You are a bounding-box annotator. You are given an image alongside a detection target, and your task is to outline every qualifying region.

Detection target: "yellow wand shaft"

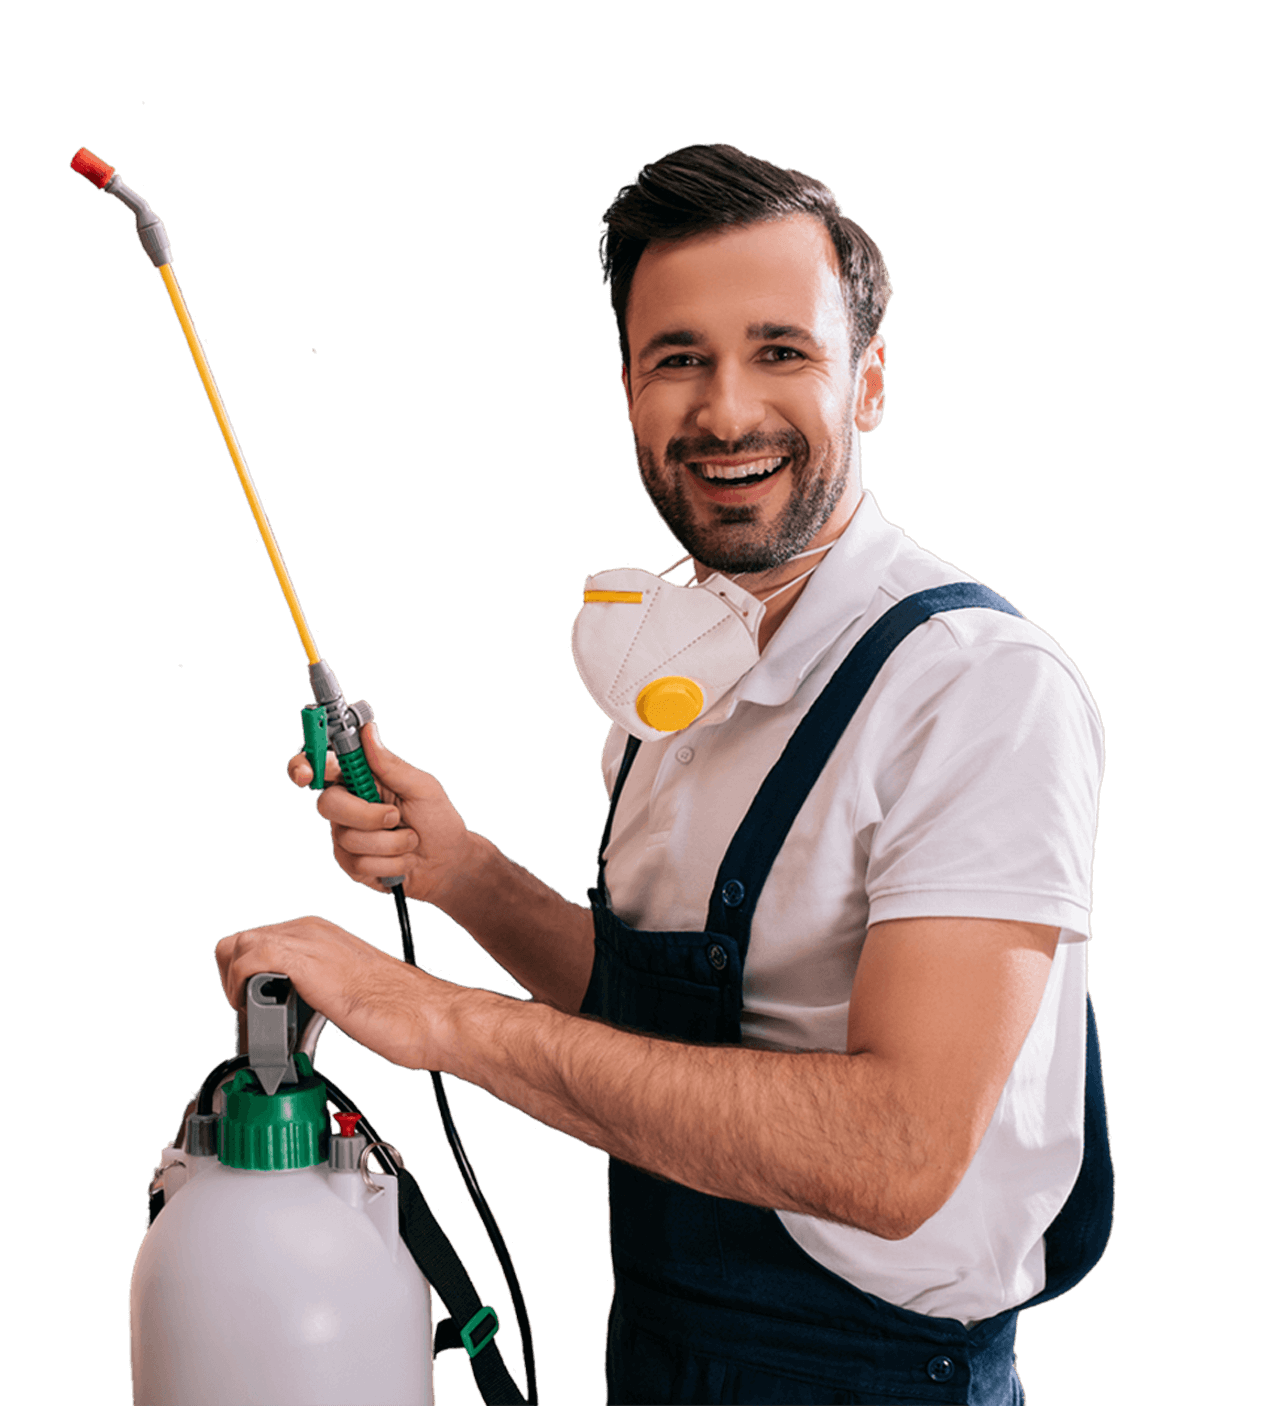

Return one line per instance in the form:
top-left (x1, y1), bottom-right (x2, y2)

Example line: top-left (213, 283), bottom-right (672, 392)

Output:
top-left (158, 262), bottom-right (320, 666)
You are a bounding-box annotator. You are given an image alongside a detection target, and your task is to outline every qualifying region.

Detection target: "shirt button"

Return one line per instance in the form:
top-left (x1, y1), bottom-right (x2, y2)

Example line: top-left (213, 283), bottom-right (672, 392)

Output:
top-left (926, 1356), bottom-right (956, 1383)
top-left (721, 879), bottom-right (745, 908)
top-left (675, 746), bottom-right (695, 764)
top-left (707, 944), bottom-right (728, 971)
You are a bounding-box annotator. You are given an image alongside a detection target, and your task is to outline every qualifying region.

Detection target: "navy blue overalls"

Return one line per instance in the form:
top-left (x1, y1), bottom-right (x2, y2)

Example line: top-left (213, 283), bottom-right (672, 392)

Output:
top-left (580, 585), bottom-right (1113, 1406)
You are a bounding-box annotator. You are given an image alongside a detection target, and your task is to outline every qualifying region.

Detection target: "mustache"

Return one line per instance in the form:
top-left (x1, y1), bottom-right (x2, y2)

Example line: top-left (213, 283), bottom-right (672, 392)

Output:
top-left (665, 429), bottom-right (808, 467)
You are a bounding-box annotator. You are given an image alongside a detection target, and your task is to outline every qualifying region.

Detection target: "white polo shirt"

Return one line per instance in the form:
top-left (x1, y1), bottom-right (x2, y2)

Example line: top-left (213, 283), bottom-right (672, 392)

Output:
top-left (600, 491), bottom-right (1103, 1324)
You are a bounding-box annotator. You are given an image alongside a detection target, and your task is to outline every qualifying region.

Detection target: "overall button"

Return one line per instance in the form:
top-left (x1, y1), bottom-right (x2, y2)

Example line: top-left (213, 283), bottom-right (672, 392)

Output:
top-left (675, 745), bottom-right (695, 764)
top-left (926, 1356), bottom-right (956, 1383)
top-left (721, 879), bottom-right (745, 908)
top-left (707, 944), bottom-right (728, 972)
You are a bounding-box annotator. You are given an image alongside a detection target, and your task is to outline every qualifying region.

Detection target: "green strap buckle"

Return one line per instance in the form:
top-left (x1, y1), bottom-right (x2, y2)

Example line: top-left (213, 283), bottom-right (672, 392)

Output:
top-left (460, 1305), bottom-right (499, 1358)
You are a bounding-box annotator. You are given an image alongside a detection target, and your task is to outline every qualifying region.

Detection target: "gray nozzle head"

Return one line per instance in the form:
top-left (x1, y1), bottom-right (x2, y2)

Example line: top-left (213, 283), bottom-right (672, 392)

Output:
top-left (105, 175), bottom-right (172, 268)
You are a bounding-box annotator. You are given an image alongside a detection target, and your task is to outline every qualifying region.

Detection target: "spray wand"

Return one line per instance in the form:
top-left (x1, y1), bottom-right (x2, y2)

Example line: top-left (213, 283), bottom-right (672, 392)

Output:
top-left (69, 147), bottom-right (387, 833)
top-left (70, 148), bottom-right (538, 1401)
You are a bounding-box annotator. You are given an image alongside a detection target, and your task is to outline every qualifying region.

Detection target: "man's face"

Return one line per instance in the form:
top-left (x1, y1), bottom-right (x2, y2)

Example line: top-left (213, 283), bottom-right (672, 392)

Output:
top-left (623, 214), bottom-right (882, 574)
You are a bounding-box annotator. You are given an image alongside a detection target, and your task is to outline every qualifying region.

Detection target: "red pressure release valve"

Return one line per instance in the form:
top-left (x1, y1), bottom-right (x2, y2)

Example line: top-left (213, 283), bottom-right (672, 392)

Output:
top-left (335, 1112), bottom-right (363, 1139)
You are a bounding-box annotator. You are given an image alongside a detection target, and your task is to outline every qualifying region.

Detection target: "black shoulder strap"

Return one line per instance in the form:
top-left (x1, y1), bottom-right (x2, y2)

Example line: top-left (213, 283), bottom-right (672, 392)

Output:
top-left (594, 733), bottom-right (643, 898)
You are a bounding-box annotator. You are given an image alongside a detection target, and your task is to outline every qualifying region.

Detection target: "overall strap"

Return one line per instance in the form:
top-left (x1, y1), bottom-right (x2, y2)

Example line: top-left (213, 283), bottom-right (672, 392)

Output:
top-left (1023, 992), bottom-right (1114, 1305)
top-left (706, 583), bottom-right (1020, 942)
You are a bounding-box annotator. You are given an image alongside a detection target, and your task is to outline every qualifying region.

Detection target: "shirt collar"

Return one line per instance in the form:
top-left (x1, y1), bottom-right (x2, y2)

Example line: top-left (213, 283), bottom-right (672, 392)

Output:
top-left (702, 491), bottom-right (906, 720)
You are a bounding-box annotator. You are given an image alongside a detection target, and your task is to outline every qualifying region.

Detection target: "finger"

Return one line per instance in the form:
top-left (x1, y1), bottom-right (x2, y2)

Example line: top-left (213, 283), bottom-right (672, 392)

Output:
top-left (287, 750), bottom-right (342, 787)
top-left (332, 823), bottom-right (421, 858)
top-left (361, 722), bottom-right (439, 799)
top-left (215, 934), bottom-right (237, 1004)
top-left (316, 782), bottom-right (401, 831)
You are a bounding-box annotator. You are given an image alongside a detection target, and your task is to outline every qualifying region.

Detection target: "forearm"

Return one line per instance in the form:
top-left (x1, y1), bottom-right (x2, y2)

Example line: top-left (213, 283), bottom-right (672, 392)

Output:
top-left (438, 985), bottom-right (948, 1239)
top-left (430, 833), bottom-right (596, 1013)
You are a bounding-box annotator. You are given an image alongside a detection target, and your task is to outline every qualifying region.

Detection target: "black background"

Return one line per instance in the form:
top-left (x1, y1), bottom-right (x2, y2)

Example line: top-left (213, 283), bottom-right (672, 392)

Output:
top-left (42, 96), bottom-right (1142, 1406)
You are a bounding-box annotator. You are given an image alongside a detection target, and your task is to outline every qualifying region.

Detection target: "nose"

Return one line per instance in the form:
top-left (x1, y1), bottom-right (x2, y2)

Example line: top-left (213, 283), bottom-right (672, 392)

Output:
top-left (694, 362), bottom-right (767, 443)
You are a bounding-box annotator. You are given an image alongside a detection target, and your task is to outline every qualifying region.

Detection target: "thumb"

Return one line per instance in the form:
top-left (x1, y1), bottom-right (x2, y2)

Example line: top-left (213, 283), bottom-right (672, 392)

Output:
top-left (360, 721), bottom-right (432, 797)
top-left (365, 719), bottom-right (391, 764)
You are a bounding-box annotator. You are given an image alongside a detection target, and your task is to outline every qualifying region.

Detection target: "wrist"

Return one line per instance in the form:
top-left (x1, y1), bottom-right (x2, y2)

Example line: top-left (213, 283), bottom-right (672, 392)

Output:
top-left (426, 980), bottom-right (506, 1081)
top-left (421, 829), bottom-right (496, 915)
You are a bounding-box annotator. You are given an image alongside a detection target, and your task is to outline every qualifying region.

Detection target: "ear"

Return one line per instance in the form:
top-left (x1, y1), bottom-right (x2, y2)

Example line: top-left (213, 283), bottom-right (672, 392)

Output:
top-left (854, 335), bottom-right (886, 432)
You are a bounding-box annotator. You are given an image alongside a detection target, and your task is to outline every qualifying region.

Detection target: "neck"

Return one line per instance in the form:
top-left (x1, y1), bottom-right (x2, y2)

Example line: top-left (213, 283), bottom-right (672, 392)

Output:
top-left (695, 487), bottom-right (864, 651)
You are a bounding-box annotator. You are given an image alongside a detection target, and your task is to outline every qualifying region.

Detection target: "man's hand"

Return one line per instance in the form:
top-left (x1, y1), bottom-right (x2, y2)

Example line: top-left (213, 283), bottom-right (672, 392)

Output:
top-left (216, 915), bottom-right (461, 1070)
top-left (289, 723), bottom-right (471, 906)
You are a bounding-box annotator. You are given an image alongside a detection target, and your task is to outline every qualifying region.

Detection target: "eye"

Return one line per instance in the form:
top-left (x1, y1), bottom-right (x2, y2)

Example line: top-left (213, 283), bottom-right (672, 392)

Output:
top-left (647, 346), bottom-right (806, 374)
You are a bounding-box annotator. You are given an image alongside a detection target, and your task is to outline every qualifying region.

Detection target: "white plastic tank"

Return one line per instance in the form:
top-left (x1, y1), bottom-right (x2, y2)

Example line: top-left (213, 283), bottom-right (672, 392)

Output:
top-left (131, 1108), bottom-right (431, 1405)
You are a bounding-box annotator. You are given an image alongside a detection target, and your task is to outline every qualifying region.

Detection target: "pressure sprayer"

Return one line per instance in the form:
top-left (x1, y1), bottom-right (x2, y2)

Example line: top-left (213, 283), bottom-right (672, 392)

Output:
top-left (71, 149), bottom-right (535, 1406)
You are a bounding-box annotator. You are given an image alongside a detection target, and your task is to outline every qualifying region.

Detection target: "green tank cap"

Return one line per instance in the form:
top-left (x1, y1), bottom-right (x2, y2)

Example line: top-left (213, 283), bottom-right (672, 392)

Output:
top-left (218, 1053), bottom-right (328, 1170)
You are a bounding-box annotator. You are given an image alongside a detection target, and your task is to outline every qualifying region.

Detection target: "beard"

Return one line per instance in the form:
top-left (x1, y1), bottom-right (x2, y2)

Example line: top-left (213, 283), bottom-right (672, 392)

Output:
top-left (635, 419), bottom-right (853, 574)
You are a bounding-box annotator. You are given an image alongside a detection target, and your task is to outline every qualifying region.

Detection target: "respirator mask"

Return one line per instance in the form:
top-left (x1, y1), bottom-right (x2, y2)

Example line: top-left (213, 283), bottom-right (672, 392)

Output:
top-left (571, 545), bottom-right (828, 742)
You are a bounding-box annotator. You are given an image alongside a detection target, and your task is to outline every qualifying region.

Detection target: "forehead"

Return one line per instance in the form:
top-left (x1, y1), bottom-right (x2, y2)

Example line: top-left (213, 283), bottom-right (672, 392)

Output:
top-left (627, 214), bottom-right (848, 350)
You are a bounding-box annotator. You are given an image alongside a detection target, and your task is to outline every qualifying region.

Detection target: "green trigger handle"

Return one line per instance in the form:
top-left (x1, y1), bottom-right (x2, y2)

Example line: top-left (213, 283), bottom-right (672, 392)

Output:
top-left (301, 705), bottom-right (381, 803)
top-left (302, 663), bottom-right (401, 887)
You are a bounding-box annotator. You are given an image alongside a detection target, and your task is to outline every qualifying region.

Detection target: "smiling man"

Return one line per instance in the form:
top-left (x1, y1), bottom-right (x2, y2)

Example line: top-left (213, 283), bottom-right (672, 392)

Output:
top-left (218, 146), bottom-right (1112, 1405)
top-left (565, 148), bottom-right (1108, 1400)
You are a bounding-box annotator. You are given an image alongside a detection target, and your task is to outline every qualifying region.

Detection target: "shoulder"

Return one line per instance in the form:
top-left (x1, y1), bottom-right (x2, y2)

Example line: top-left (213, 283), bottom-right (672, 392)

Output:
top-left (858, 604), bottom-right (1104, 780)
top-left (900, 603), bottom-right (1101, 746)
top-left (811, 521), bottom-right (1099, 733)
top-left (821, 513), bottom-right (1101, 734)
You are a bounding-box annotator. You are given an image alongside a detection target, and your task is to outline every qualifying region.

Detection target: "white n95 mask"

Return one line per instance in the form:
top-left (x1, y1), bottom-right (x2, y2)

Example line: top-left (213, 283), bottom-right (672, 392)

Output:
top-left (572, 565), bottom-right (766, 742)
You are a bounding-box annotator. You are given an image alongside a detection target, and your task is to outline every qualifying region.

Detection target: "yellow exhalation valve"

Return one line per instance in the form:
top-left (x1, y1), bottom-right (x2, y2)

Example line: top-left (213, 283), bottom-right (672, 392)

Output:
top-left (635, 676), bottom-right (704, 732)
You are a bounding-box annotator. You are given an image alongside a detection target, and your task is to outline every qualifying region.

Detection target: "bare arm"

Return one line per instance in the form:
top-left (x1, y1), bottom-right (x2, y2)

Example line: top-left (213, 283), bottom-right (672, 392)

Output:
top-left (429, 833), bottom-right (596, 1012)
top-left (447, 914), bottom-right (1059, 1235)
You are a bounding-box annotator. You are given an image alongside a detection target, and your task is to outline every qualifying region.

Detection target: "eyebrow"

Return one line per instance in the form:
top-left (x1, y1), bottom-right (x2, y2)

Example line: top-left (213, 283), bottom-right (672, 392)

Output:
top-left (637, 322), bottom-right (819, 364)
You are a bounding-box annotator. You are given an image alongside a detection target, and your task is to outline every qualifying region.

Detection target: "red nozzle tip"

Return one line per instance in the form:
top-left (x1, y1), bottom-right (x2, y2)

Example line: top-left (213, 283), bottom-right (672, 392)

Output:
top-left (71, 147), bottom-right (115, 189)
top-left (334, 1112), bottom-right (362, 1139)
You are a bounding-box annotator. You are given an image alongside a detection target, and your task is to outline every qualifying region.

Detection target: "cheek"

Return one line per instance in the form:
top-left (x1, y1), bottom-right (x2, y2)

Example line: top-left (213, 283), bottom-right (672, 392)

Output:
top-left (784, 384), bottom-right (850, 448)
top-left (630, 391), bottom-right (682, 448)
top-left (628, 410), bottom-right (667, 477)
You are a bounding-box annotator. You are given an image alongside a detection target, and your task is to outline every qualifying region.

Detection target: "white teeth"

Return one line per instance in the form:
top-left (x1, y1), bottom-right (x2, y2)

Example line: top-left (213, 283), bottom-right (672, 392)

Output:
top-left (692, 457), bottom-right (785, 481)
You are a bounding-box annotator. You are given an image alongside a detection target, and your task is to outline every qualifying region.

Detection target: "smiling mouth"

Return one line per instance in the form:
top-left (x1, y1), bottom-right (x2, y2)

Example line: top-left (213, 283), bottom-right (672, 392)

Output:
top-left (686, 456), bottom-right (790, 487)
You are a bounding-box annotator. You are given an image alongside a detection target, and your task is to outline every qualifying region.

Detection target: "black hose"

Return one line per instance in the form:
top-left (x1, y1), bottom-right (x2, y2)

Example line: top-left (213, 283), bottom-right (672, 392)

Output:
top-left (392, 884), bottom-right (538, 1405)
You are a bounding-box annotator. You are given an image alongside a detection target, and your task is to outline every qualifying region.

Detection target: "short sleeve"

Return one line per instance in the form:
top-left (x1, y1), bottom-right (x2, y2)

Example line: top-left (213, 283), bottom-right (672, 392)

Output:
top-left (863, 634), bottom-right (1103, 940)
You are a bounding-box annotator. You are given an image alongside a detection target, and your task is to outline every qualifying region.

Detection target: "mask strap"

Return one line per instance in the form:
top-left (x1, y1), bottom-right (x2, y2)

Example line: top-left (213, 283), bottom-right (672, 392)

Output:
top-left (728, 538), bottom-right (836, 602)
top-left (760, 557), bottom-right (825, 604)
top-left (665, 539), bottom-right (832, 592)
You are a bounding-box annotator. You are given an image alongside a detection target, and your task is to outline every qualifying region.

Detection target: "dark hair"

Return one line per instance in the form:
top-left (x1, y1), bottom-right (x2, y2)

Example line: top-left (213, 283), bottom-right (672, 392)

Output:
top-left (602, 144), bottom-right (892, 371)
